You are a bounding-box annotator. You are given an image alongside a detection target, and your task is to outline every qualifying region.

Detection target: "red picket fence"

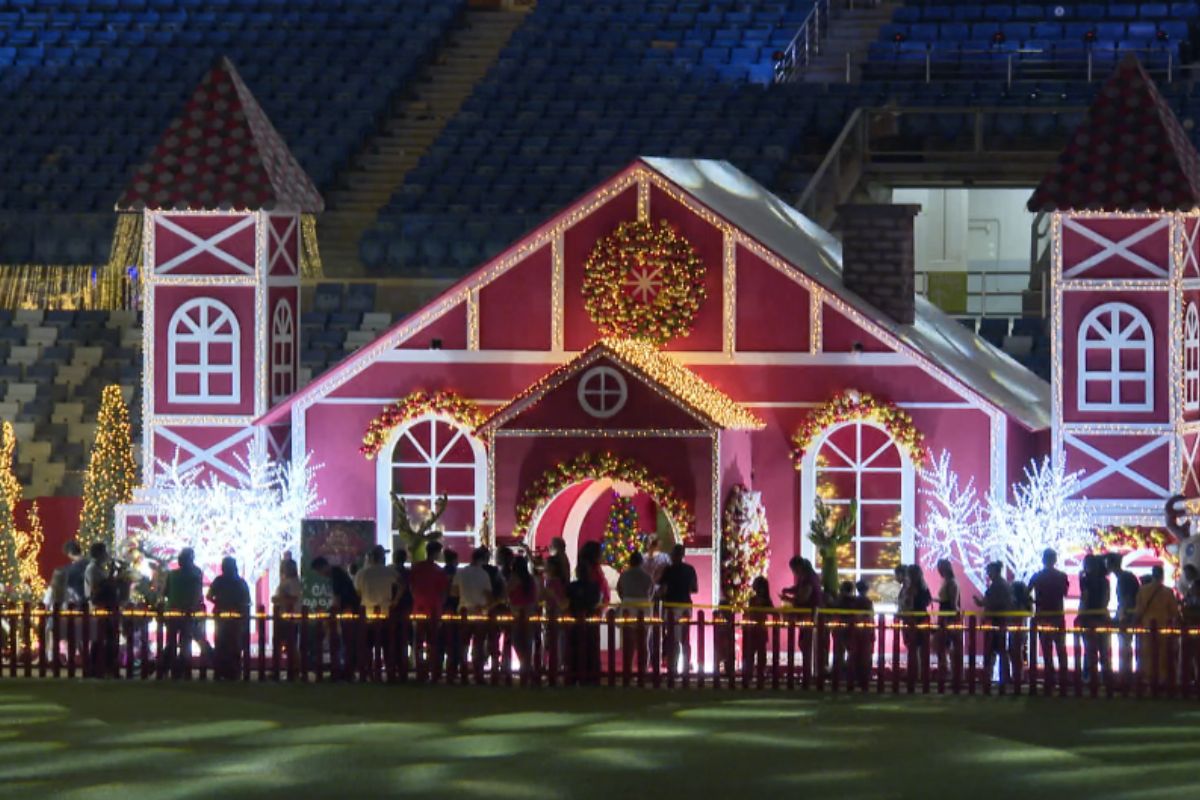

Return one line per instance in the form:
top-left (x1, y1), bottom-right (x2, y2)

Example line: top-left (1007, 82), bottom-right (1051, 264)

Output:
top-left (1, 604), bottom-right (1197, 698)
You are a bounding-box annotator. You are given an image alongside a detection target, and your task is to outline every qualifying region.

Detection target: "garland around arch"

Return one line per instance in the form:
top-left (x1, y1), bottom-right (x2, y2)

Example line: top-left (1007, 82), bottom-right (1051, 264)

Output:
top-left (360, 390), bottom-right (485, 460)
top-left (514, 452), bottom-right (695, 543)
top-left (790, 389), bottom-right (927, 469)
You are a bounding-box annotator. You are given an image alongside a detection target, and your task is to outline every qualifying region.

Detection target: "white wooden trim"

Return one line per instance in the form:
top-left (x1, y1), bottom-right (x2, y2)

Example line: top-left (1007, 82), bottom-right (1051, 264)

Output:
top-left (155, 425), bottom-right (256, 484)
top-left (154, 214), bottom-right (257, 276)
top-left (375, 348), bottom-right (912, 367)
top-left (1076, 301), bottom-right (1154, 413)
top-left (1061, 216), bottom-right (1170, 279)
top-left (1064, 432), bottom-right (1171, 497)
top-left (166, 297), bottom-right (242, 405)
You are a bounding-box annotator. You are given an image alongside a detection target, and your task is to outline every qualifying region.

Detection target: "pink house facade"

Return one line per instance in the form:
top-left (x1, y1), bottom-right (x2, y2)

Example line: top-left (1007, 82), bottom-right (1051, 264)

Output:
top-left (120, 55), bottom-right (1200, 605)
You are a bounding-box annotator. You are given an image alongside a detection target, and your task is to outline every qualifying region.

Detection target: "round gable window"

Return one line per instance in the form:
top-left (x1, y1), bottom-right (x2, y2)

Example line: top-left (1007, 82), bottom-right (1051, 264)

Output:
top-left (577, 366), bottom-right (628, 419)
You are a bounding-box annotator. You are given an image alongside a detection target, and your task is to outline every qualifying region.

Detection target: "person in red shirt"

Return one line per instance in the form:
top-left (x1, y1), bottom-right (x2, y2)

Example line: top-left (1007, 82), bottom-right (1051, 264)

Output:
top-left (409, 541), bottom-right (451, 619)
top-left (1028, 547), bottom-right (1070, 687)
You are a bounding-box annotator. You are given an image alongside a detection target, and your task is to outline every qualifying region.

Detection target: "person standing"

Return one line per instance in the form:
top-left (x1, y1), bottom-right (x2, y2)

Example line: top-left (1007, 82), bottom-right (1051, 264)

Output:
top-left (207, 557), bottom-right (250, 681)
top-left (61, 540), bottom-right (88, 607)
top-left (507, 556), bottom-right (540, 675)
top-left (657, 544), bottom-right (698, 672)
top-left (743, 576), bottom-right (774, 683)
top-left (617, 552), bottom-right (655, 673)
top-left (441, 548), bottom-right (461, 674)
top-left (974, 561), bottom-right (1013, 686)
top-left (355, 546), bottom-right (400, 618)
top-left (311, 556), bottom-right (360, 678)
top-left (410, 541), bottom-right (450, 620)
top-left (1029, 548), bottom-right (1070, 687)
top-left (271, 558), bottom-right (303, 675)
top-left (162, 549), bottom-right (206, 678)
top-left (452, 547), bottom-right (494, 681)
top-left (935, 559), bottom-right (961, 680)
top-left (1107, 552), bottom-right (1140, 683)
top-left (899, 564), bottom-right (931, 685)
top-left (1134, 564), bottom-right (1181, 687)
top-left (1078, 554), bottom-right (1111, 684)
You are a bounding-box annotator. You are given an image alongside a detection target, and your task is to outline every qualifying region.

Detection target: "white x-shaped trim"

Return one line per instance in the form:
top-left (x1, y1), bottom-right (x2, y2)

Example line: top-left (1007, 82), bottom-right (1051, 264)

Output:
top-left (155, 215), bottom-right (257, 276)
top-left (268, 216), bottom-right (298, 275)
top-left (267, 427), bottom-right (291, 461)
top-left (1185, 219), bottom-right (1200, 278)
top-left (1065, 432), bottom-right (1170, 497)
top-left (1184, 435), bottom-right (1200, 496)
top-left (156, 425), bottom-right (256, 484)
top-left (1063, 217), bottom-right (1170, 279)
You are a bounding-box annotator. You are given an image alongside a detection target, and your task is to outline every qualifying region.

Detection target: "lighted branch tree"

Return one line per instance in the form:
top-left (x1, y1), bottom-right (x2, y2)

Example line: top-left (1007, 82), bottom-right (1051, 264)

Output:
top-left (987, 457), bottom-right (1094, 581)
top-left (809, 496), bottom-right (856, 597)
top-left (138, 443), bottom-right (321, 583)
top-left (917, 451), bottom-right (989, 593)
top-left (917, 451), bottom-right (1095, 587)
top-left (390, 492), bottom-right (447, 562)
top-left (77, 384), bottom-right (137, 551)
top-left (0, 422), bottom-right (46, 604)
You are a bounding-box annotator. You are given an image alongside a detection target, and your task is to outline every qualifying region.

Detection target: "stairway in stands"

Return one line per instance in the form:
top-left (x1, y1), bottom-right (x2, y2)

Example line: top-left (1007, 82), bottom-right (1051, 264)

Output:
top-left (801, 1), bottom-right (901, 83)
top-left (318, 6), bottom-right (527, 275)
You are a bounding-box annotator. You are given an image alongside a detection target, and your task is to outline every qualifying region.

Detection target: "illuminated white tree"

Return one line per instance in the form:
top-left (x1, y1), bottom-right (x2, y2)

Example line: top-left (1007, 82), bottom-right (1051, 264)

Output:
top-left (137, 443), bottom-right (321, 583)
top-left (987, 457), bottom-right (1095, 581)
top-left (918, 452), bottom-right (1096, 588)
top-left (917, 451), bottom-right (989, 593)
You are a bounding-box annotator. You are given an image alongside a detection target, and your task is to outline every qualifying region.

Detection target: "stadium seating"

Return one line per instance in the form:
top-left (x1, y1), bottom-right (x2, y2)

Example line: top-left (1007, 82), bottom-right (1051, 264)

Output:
top-left (0, 0), bottom-right (466, 262)
top-left (361, 0), bottom-right (825, 274)
top-left (871, 1), bottom-right (1196, 79)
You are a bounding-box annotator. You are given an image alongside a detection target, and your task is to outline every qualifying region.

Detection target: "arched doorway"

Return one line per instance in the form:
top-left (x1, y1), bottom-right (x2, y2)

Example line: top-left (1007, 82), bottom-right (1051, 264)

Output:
top-left (527, 478), bottom-right (678, 572)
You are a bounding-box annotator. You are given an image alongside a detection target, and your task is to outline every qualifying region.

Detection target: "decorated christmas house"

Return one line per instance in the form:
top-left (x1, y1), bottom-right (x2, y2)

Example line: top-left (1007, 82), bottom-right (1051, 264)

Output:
top-left (118, 55), bottom-right (1200, 607)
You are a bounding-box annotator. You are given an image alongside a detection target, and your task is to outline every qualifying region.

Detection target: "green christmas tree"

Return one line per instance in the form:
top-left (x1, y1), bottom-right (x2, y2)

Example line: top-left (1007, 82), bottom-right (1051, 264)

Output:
top-left (0, 421), bottom-right (46, 603)
top-left (601, 492), bottom-right (643, 572)
top-left (78, 385), bottom-right (137, 551)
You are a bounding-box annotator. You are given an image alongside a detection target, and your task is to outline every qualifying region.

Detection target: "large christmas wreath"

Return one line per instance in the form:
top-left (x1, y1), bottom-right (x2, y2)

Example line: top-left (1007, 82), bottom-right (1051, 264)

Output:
top-left (582, 219), bottom-right (707, 344)
top-left (721, 484), bottom-right (770, 609)
top-left (791, 389), bottom-right (927, 468)
top-left (360, 390), bottom-right (485, 460)
top-left (514, 452), bottom-right (694, 542)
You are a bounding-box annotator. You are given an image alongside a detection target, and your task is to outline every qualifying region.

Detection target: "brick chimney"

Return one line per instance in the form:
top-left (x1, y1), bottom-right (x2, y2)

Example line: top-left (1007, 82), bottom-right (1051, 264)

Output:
top-left (836, 203), bottom-right (920, 325)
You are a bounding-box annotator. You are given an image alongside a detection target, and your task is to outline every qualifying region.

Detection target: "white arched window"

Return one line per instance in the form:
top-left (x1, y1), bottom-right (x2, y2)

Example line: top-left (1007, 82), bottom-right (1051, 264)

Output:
top-left (271, 299), bottom-right (295, 403)
top-left (800, 420), bottom-right (914, 599)
top-left (167, 297), bottom-right (240, 404)
top-left (1077, 302), bottom-right (1154, 413)
top-left (375, 413), bottom-right (486, 548)
top-left (1186, 303), bottom-right (1199, 412)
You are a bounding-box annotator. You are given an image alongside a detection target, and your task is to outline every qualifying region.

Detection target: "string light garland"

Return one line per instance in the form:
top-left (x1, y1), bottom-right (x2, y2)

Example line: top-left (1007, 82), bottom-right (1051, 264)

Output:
top-left (514, 452), bottom-right (694, 543)
top-left (582, 219), bottom-right (707, 344)
top-left (721, 484), bottom-right (770, 609)
top-left (78, 385), bottom-right (138, 551)
top-left (360, 391), bottom-right (485, 460)
top-left (601, 492), bottom-right (644, 572)
top-left (0, 422), bottom-right (46, 604)
top-left (791, 389), bottom-right (927, 469)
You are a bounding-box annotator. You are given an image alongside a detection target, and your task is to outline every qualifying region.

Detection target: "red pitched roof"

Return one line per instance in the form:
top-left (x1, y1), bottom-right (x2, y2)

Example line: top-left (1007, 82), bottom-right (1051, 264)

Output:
top-left (117, 57), bottom-right (324, 213)
top-left (1027, 54), bottom-right (1200, 213)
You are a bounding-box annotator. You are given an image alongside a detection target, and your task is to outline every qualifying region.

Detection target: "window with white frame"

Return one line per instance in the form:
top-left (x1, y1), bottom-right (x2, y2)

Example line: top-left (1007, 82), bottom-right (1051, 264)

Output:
top-left (801, 420), bottom-right (914, 600)
top-left (378, 414), bottom-right (486, 545)
top-left (1077, 302), bottom-right (1154, 412)
top-left (1186, 303), bottom-right (1199, 412)
top-left (167, 297), bottom-right (240, 404)
top-left (271, 299), bottom-right (294, 403)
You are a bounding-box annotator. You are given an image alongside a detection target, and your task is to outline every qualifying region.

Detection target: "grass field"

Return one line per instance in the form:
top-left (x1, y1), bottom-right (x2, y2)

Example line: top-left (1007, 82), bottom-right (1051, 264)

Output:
top-left (0, 681), bottom-right (1197, 800)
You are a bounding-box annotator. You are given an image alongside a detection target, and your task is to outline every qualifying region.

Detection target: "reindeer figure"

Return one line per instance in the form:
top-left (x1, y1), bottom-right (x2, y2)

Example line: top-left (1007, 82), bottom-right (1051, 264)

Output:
top-left (1165, 494), bottom-right (1200, 594)
top-left (390, 493), bottom-right (448, 562)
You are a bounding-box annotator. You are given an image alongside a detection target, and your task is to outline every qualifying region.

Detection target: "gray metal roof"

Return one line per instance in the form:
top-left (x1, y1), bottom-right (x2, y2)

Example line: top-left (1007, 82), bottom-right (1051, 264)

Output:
top-left (643, 157), bottom-right (1051, 430)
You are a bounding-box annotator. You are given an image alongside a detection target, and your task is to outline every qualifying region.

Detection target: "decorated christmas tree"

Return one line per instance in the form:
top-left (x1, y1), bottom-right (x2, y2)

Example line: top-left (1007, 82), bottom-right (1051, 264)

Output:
top-left (78, 384), bottom-right (137, 551)
top-left (0, 421), bottom-right (46, 603)
top-left (601, 492), bottom-right (643, 572)
top-left (721, 485), bottom-right (770, 609)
